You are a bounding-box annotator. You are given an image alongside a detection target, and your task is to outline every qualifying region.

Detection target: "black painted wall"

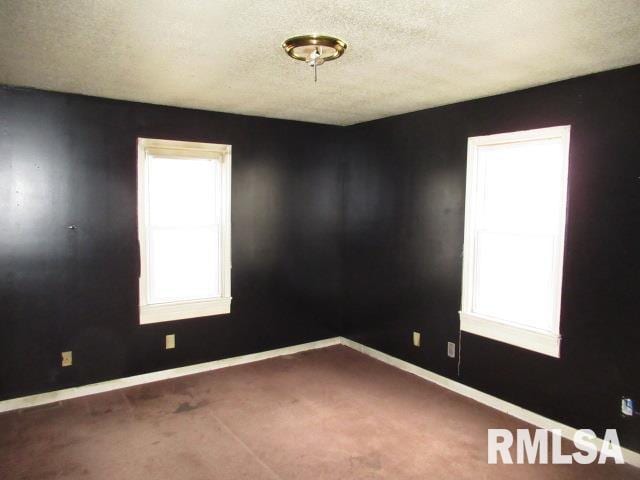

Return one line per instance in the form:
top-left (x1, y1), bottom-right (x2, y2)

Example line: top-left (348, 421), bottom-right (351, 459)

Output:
top-left (341, 65), bottom-right (640, 451)
top-left (0, 87), bottom-right (345, 400)
top-left (2, 64), bottom-right (639, 452)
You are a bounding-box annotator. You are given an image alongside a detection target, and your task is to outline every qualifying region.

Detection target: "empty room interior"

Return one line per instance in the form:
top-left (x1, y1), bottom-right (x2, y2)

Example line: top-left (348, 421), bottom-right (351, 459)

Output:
top-left (2, 1), bottom-right (640, 478)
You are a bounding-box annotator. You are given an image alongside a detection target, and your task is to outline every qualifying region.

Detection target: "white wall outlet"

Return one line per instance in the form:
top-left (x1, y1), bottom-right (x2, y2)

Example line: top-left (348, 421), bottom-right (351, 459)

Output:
top-left (447, 342), bottom-right (456, 358)
top-left (622, 398), bottom-right (635, 416)
top-left (412, 331), bottom-right (421, 347)
top-left (61, 351), bottom-right (72, 367)
top-left (165, 334), bottom-right (175, 350)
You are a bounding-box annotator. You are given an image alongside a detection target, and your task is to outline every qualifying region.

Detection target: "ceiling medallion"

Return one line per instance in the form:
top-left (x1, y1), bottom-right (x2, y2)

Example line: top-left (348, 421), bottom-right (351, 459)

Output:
top-left (282, 34), bottom-right (347, 82)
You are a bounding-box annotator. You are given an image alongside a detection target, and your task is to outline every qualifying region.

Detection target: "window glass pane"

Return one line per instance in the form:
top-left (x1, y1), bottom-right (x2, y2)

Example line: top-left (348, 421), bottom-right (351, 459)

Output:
top-left (148, 227), bottom-right (221, 303)
top-left (146, 155), bottom-right (223, 305)
top-left (477, 138), bottom-right (564, 234)
top-left (148, 156), bottom-right (220, 227)
top-left (472, 231), bottom-right (555, 331)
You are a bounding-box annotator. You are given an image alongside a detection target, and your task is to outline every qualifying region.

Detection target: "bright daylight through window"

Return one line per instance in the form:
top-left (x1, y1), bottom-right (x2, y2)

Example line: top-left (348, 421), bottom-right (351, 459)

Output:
top-left (460, 126), bottom-right (570, 357)
top-left (137, 138), bottom-right (231, 324)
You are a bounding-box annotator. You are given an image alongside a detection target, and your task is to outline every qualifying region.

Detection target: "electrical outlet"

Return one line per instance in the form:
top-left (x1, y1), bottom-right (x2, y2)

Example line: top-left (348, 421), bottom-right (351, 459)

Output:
top-left (61, 351), bottom-right (72, 367)
top-left (447, 342), bottom-right (456, 358)
top-left (165, 334), bottom-right (175, 350)
top-left (622, 397), bottom-right (635, 416)
top-left (413, 331), bottom-right (421, 347)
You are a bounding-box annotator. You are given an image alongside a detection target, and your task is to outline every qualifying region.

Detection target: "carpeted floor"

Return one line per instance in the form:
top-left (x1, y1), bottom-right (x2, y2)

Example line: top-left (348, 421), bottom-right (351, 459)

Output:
top-left (0, 345), bottom-right (637, 479)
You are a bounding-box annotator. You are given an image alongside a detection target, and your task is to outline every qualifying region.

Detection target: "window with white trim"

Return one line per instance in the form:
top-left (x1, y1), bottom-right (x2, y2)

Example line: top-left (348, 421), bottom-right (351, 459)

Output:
top-left (137, 138), bottom-right (231, 324)
top-left (460, 126), bottom-right (570, 357)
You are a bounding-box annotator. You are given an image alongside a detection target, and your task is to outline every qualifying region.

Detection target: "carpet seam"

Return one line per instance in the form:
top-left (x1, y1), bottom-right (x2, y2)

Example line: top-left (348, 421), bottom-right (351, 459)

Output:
top-left (207, 410), bottom-right (285, 480)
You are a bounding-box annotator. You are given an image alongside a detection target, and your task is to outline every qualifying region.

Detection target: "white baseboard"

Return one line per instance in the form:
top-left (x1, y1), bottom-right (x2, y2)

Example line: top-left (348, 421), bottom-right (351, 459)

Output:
top-left (340, 337), bottom-right (640, 468)
top-left (1, 334), bottom-right (637, 468)
top-left (0, 337), bottom-right (341, 414)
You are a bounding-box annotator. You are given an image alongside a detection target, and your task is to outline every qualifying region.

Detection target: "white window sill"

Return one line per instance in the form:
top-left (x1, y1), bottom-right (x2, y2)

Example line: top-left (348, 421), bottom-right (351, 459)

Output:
top-left (140, 297), bottom-right (231, 324)
top-left (459, 312), bottom-right (561, 358)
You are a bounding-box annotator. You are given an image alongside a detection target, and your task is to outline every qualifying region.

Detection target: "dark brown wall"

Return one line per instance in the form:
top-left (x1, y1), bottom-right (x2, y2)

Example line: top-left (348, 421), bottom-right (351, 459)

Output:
top-left (0, 87), bottom-right (345, 400)
top-left (341, 65), bottom-right (640, 451)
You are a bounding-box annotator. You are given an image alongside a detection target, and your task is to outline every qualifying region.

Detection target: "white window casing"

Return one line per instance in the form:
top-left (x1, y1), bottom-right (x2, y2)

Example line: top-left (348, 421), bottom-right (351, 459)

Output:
top-left (137, 138), bottom-right (232, 324)
top-left (460, 126), bottom-right (571, 357)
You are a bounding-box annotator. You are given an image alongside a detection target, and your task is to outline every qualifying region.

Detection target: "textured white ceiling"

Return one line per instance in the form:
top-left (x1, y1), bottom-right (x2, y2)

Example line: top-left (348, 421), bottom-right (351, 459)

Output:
top-left (1, 0), bottom-right (640, 125)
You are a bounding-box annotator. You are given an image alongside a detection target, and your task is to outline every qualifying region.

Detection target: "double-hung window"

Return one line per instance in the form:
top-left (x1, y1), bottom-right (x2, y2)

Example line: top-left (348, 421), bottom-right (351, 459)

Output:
top-left (137, 138), bottom-right (231, 324)
top-left (460, 126), bottom-right (570, 357)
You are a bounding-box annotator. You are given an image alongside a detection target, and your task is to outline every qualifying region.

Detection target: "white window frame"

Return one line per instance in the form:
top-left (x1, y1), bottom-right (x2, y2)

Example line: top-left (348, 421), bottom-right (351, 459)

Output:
top-left (137, 138), bottom-right (232, 324)
top-left (459, 126), bottom-right (570, 357)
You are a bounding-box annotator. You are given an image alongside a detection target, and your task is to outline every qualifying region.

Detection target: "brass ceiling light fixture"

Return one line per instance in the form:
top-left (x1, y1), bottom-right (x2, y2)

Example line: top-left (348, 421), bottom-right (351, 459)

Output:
top-left (282, 34), bottom-right (347, 82)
